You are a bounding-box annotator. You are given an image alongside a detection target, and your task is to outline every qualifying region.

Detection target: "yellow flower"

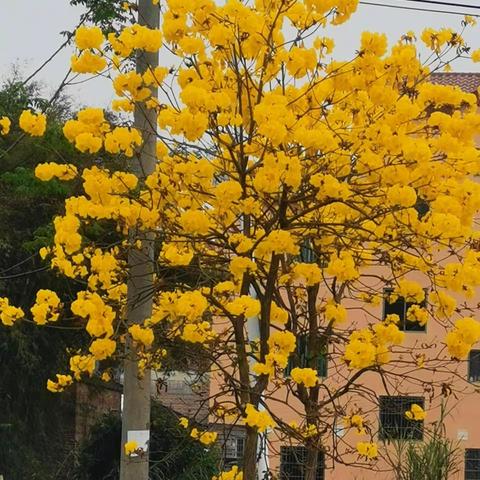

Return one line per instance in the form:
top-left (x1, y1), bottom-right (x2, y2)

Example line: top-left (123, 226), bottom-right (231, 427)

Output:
top-left (0, 116), bottom-right (11, 135)
top-left (47, 374), bottom-right (73, 393)
top-left (75, 26), bottom-right (104, 50)
top-left (226, 296), bottom-right (261, 318)
top-left (405, 404), bottom-right (426, 421)
top-left (292, 263), bottom-right (322, 286)
top-left (356, 441), bottom-right (378, 459)
top-left (0, 297), bottom-right (24, 326)
top-left (71, 51), bottom-right (107, 74)
top-left (344, 414), bottom-right (366, 434)
top-left (472, 49), bottom-right (480, 63)
top-left (326, 251), bottom-right (359, 282)
top-left (104, 127), bottom-right (142, 157)
top-left (179, 417), bottom-right (189, 428)
top-left (290, 367), bottom-right (319, 388)
top-left (30, 289), bottom-right (61, 325)
top-left (19, 110), bottom-right (46, 136)
top-left (69, 354), bottom-right (95, 380)
top-left (243, 404), bottom-right (276, 432)
top-left (446, 317), bottom-right (480, 359)
top-left (324, 302), bottom-right (347, 324)
top-left (129, 324), bottom-right (155, 348)
top-left (124, 440), bottom-right (138, 456)
top-left (89, 338), bottom-right (117, 360)
top-left (212, 466), bottom-right (243, 480)
top-left (35, 163), bottom-right (78, 181)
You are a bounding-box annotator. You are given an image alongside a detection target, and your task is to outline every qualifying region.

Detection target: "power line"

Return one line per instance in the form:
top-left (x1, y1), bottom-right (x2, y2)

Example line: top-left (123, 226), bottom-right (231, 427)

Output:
top-left (359, 0), bottom-right (480, 17)
top-left (400, 0), bottom-right (480, 11)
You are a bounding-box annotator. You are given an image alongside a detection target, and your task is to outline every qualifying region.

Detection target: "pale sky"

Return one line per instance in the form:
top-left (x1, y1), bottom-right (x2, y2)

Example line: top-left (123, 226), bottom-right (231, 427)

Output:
top-left (1, 0), bottom-right (480, 108)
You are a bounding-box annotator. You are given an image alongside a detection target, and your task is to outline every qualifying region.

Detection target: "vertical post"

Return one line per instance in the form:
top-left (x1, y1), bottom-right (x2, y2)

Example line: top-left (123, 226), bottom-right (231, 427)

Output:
top-left (120, 1), bottom-right (160, 480)
top-left (247, 287), bottom-right (270, 480)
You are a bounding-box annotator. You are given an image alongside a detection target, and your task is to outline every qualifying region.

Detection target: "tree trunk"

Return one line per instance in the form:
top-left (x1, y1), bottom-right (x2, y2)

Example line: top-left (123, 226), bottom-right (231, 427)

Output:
top-left (304, 445), bottom-right (318, 480)
top-left (243, 426), bottom-right (259, 480)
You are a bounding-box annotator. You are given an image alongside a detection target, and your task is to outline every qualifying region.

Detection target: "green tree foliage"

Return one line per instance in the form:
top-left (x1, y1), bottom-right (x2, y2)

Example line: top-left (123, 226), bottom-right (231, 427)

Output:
top-left (75, 402), bottom-right (220, 480)
top-left (0, 74), bottom-right (88, 479)
top-left (70, 0), bottom-right (130, 32)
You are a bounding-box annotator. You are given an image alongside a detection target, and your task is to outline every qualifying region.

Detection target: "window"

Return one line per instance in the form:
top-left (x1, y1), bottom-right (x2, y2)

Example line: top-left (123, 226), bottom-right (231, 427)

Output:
top-left (379, 396), bottom-right (424, 440)
top-left (224, 435), bottom-right (245, 468)
top-left (298, 240), bottom-right (328, 267)
top-left (468, 350), bottom-right (480, 383)
top-left (414, 197), bottom-right (430, 219)
top-left (383, 288), bottom-right (427, 332)
top-left (280, 446), bottom-right (325, 480)
top-left (285, 335), bottom-right (327, 378)
top-left (465, 449), bottom-right (480, 480)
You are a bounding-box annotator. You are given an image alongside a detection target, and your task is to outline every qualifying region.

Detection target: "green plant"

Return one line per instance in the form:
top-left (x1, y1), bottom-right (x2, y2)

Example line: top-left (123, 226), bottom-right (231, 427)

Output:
top-left (390, 404), bottom-right (461, 480)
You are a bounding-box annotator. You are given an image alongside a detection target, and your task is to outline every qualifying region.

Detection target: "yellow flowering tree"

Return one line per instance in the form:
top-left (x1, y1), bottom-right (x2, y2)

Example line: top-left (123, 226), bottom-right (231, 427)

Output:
top-left (3, 1), bottom-right (480, 479)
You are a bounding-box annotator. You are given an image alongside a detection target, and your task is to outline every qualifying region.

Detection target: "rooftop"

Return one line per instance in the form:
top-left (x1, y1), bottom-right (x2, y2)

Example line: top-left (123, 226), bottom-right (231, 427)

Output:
top-left (430, 72), bottom-right (480, 93)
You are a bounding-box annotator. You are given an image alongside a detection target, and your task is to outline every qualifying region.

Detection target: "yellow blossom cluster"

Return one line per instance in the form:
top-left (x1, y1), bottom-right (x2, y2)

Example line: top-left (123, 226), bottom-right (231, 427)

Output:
top-left (344, 414), bottom-right (366, 435)
top-left (252, 331), bottom-right (296, 376)
top-left (0, 116), bottom-right (11, 135)
top-left (71, 26), bottom-right (106, 74)
top-left (405, 403), bottom-right (426, 421)
top-left (190, 428), bottom-right (218, 446)
top-left (212, 466), bottom-right (243, 480)
top-left (446, 317), bottom-right (480, 359)
top-left (344, 322), bottom-right (404, 369)
top-left (129, 324), bottom-right (155, 348)
top-left (89, 337), bottom-right (117, 360)
top-left (30, 289), bottom-right (61, 325)
top-left (290, 367), bottom-right (319, 388)
top-left (35, 163), bottom-right (78, 181)
top-left (109, 23), bottom-right (162, 57)
top-left (19, 110), bottom-right (46, 136)
top-left (243, 404), bottom-right (276, 432)
top-left (356, 442), bottom-right (378, 459)
top-left (69, 354), bottom-right (95, 380)
top-left (124, 441), bottom-right (139, 456)
top-left (47, 374), bottom-right (73, 393)
top-left (0, 298), bottom-right (24, 326)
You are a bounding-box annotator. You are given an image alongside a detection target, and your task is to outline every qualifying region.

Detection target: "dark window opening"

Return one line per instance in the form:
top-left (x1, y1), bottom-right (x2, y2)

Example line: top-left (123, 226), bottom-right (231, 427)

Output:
top-left (414, 197), bottom-right (430, 219)
top-left (223, 435), bottom-right (245, 469)
top-left (465, 449), bottom-right (480, 480)
top-left (280, 446), bottom-right (325, 480)
top-left (285, 335), bottom-right (327, 378)
top-left (383, 288), bottom-right (427, 332)
top-left (468, 350), bottom-right (480, 383)
top-left (379, 396), bottom-right (424, 440)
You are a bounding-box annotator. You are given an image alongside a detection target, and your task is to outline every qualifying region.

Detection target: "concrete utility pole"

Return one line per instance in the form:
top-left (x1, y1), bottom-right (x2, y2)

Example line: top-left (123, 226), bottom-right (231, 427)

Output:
top-left (119, 1), bottom-right (160, 480)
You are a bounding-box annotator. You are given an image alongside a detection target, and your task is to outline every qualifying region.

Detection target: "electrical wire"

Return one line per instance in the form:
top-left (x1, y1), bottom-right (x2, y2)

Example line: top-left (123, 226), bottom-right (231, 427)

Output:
top-left (400, 0), bottom-right (480, 11)
top-left (359, 0), bottom-right (480, 17)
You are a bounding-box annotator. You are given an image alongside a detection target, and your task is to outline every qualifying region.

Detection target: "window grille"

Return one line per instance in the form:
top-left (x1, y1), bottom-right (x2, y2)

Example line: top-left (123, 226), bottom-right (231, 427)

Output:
top-left (285, 335), bottom-right (327, 378)
top-left (465, 449), bottom-right (480, 480)
top-left (468, 350), bottom-right (480, 383)
top-left (383, 288), bottom-right (427, 332)
top-left (379, 396), bottom-right (424, 440)
top-left (280, 446), bottom-right (325, 480)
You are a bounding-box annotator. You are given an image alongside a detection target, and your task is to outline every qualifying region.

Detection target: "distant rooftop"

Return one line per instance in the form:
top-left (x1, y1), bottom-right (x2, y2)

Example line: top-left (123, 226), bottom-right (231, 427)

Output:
top-left (430, 72), bottom-right (480, 93)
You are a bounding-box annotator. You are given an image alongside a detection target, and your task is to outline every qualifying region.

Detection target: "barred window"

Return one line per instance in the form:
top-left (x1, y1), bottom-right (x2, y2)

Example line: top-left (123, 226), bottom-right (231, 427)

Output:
top-left (465, 449), bottom-right (480, 480)
top-left (223, 435), bottom-right (245, 468)
top-left (468, 350), bottom-right (480, 383)
top-left (383, 288), bottom-right (427, 332)
top-left (379, 396), bottom-right (424, 440)
top-left (285, 335), bottom-right (327, 378)
top-left (280, 446), bottom-right (325, 480)
top-left (298, 240), bottom-right (328, 267)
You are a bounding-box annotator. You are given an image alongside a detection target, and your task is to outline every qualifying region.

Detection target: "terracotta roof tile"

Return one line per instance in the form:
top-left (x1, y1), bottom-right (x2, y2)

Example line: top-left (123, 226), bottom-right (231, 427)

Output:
top-left (429, 72), bottom-right (480, 93)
